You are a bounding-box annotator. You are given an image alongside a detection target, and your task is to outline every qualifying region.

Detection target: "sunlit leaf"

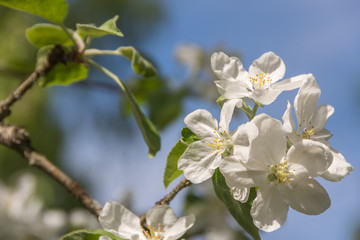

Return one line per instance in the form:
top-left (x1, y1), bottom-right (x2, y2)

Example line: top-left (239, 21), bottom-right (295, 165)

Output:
top-left (0, 0), bottom-right (68, 24)
top-left (76, 15), bottom-right (123, 38)
top-left (163, 127), bottom-right (200, 188)
top-left (40, 62), bottom-right (88, 87)
top-left (59, 229), bottom-right (124, 240)
top-left (26, 23), bottom-right (70, 48)
top-left (212, 169), bottom-right (260, 240)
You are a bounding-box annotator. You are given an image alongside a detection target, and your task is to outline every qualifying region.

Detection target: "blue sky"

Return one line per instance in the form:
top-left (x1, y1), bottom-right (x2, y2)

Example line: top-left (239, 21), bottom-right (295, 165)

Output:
top-left (53, 1), bottom-right (360, 239)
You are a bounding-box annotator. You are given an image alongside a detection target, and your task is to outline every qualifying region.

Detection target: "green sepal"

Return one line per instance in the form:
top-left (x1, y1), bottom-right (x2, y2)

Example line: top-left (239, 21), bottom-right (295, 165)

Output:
top-left (26, 23), bottom-right (71, 48)
top-left (59, 229), bottom-right (125, 240)
top-left (0, 0), bottom-right (68, 24)
top-left (163, 127), bottom-right (200, 188)
top-left (212, 169), bottom-right (260, 240)
top-left (76, 15), bottom-right (123, 38)
top-left (216, 96), bottom-right (226, 107)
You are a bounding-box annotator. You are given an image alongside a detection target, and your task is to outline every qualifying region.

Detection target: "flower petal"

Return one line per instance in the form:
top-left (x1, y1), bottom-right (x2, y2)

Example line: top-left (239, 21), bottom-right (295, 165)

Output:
top-left (287, 140), bottom-right (333, 178)
top-left (214, 79), bottom-right (251, 99)
top-left (231, 187), bottom-right (250, 203)
top-left (178, 140), bottom-right (220, 184)
top-left (219, 99), bottom-right (242, 132)
top-left (321, 148), bottom-right (354, 182)
top-left (231, 121), bottom-right (259, 162)
top-left (250, 185), bottom-right (289, 232)
top-left (271, 73), bottom-right (310, 91)
top-left (282, 178), bottom-right (330, 215)
top-left (250, 114), bottom-right (287, 166)
top-left (282, 101), bottom-right (296, 135)
top-left (251, 88), bottom-right (282, 105)
top-left (311, 104), bottom-right (334, 132)
top-left (211, 52), bottom-right (249, 83)
top-left (249, 52), bottom-right (285, 83)
top-left (184, 109), bottom-right (218, 139)
top-left (146, 205), bottom-right (177, 229)
top-left (220, 157), bottom-right (268, 188)
top-left (164, 215), bottom-right (195, 240)
top-left (99, 201), bottom-right (142, 239)
top-left (294, 74), bottom-right (320, 129)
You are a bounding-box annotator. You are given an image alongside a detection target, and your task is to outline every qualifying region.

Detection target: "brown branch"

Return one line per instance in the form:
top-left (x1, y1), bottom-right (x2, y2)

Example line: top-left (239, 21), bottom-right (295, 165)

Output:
top-left (0, 123), bottom-right (102, 218)
top-left (0, 45), bottom-right (68, 121)
top-left (140, 177), bottom-right (192, 225)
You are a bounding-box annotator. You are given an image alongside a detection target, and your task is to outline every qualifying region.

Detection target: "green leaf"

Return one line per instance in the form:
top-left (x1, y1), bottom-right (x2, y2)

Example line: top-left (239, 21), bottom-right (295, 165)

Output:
top-left (76, 15), bottom-right (123, 38)
top-left (0, 0), bottom-right (68, 24)
top-left (26, 23), bottom-right (70, 48)
top-left (115, 47), bottom-right (157, 77)
top-left (163, 127), bottom-right (200, 188)
top-left (212, 169), bottom-right (260, 240)
top-left (40, 62), bottom-right (88, 87)
top-left (59, 229), bottom-right (124, 240)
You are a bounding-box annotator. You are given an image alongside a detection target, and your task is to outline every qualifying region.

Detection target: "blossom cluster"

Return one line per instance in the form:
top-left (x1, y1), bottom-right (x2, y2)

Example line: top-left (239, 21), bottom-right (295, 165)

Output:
top-left (178, 51), bottom-right (353, 232)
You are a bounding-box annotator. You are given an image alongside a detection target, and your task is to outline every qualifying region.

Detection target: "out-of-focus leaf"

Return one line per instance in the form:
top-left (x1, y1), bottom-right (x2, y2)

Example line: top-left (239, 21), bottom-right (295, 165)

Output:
top-left (59, 229), bottom-right (124, 240)
top-left (26, 23), bottom-right (70, 48)
top-left (40, 62), bottom-right (88, 87)
top-left (115, 46), bottom-right (157, 77)
top-left (163, 127), bottom-right (200, 188)
top-left (0, 0), bottom-right (68, 24)
top-left (212, 169), bottom-right (260, 240)
top-left (76, 15), bottom-right (123, 38)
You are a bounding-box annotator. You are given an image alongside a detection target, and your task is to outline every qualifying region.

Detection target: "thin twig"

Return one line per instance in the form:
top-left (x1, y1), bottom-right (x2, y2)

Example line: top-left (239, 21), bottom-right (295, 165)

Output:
top-left (140, 177), bottom-right (192, 225)
top-left (0, 123), bottom-right (102, 218)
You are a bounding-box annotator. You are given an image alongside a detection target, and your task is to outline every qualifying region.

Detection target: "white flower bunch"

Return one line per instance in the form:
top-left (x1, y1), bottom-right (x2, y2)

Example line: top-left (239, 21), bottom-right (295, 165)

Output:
top-left (177, 51), bottom-right (353, 232)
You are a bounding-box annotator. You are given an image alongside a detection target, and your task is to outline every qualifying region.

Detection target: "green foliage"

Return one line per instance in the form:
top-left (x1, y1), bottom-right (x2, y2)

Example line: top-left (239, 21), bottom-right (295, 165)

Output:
top-left (76, 15), bottom-right (123, 38)
top-left (40, 62), bottom-right (88, 87)
top-left (59, 229), bottom-right (124, 240)
top-left (26, 23), bottom-right (70, 48)
top-left (115, 47), bottom-right (157, 77)
top-left (163, 127), bottom-right (200, 188)
top-left (0, 0), bottom-right (68, 24)
top-left (212, 169), bottom-right (260, 240)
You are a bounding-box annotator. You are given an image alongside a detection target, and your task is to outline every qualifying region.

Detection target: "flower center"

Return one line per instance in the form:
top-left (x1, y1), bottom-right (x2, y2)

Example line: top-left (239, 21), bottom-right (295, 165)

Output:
top-left (208, 127), bottom-right (231, 156)
top-left (298, 121), bottom-right (316, 139)
top-left (141, 223), bottom-right (165, 240)
top-left (268, 160), bottom-right (294, 185)
top-left (249, 70), bottom-right (272, 89)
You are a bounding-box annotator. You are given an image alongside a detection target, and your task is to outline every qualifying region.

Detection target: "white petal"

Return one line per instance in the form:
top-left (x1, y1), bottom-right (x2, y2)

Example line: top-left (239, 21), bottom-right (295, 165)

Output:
top-left (211, 52), bottom-right (249, 83)
top-left (271, 73), bottom-right (310, 91)
top-left (178, 140), bottom-right (221, 184)
top-left (184, 109), bottom-right (218, 139)
top-left (287, 140), bottom-right (333, 178)
top-left (282, 101), bottom-right (296, 135)
top-left (219, 99), bottom-right (242, 132)
top-left (311, 104), bottom-right (334, 132)
top-left (214, 79), bottom-right (251, 99)
top-left (251, 88), bottom-right (282, 105)
top-left (231, 187), bottom-right (250, 203)
top-left (294, 74), bottom-right (320, 129)
top-left (231, 121), bottom-right (259, 162)
top-left (321, 148), bottom-right (354, 182)
top-left (99, 201), bottom-right (142, 239)
top-left (146, 205), bottom-right (177, 229)
top-left (164, 215), bottom-right (195, 240)
top-left (249, 52), bottom-right (285, 83)
top-left (311, 128), bottom-right (332, 141)
top-left (250, 114), bottom-right (287, 166)
top-left (281, 178), bottom-right (330, 215)
top-left (220, 157), bottom-right (268, 188)
top-left (250, 185), bottom-right (289, 232)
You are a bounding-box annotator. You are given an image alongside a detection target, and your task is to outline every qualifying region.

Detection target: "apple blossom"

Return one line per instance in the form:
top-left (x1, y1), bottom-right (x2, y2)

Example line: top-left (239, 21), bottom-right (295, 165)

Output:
top-left (282, 74), bottom-right (353, 181)
top-left (99, 201), bottom-right (195, 240)
top-left (211, 51), bottom-right (307, 106)
top-left (178, 102), bottom-right (258, 184)
top-left (220, 114), bottom-right (333, 232)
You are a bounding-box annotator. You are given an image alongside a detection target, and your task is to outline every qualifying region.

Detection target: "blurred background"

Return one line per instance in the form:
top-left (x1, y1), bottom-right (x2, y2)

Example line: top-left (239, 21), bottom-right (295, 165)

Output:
top-left (0, 0), bottom-right (359, 239)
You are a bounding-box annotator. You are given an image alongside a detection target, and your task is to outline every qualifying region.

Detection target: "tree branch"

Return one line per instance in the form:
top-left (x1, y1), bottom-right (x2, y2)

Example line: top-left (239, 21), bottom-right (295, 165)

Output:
top-left (0, 123), bottom-right (102, 218)
top-left (140, 177), bottom-right (192, 225)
